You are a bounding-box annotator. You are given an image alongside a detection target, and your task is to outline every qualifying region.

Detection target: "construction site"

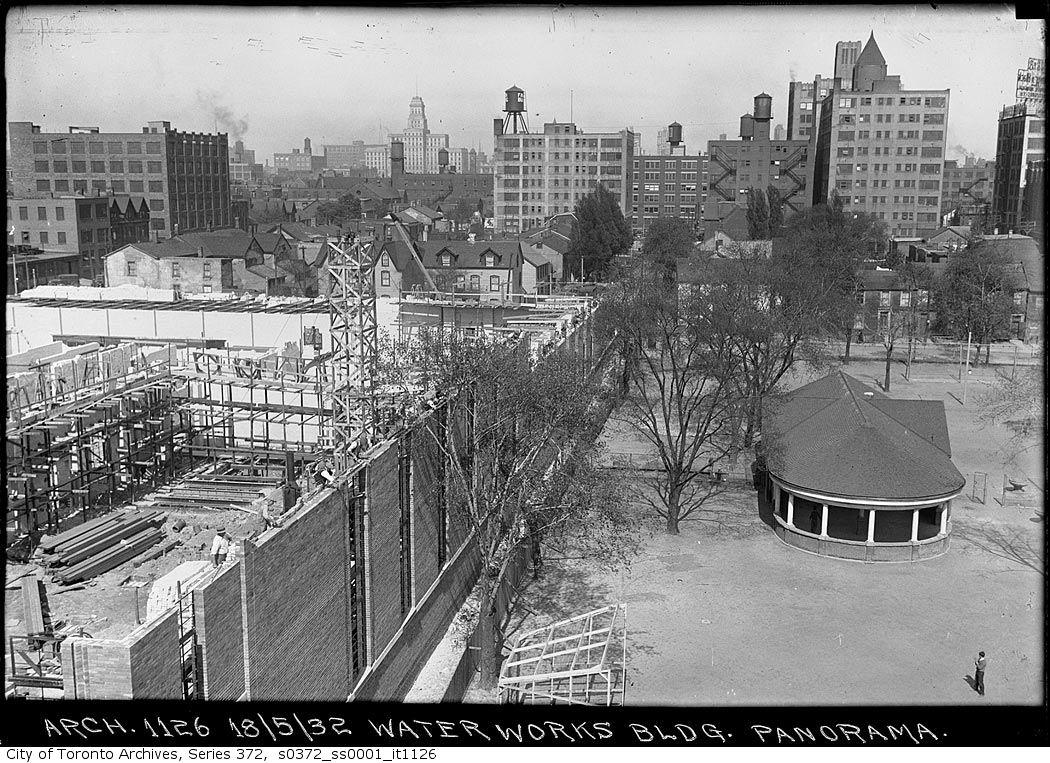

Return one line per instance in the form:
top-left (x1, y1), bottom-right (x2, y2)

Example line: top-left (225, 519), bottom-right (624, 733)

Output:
top-left (4, 231), bottom-right (630, 703)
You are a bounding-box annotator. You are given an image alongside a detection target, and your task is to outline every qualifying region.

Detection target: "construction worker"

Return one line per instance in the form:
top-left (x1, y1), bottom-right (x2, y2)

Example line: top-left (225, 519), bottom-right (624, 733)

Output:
top-left (211, 528), bottom-right (232, 567)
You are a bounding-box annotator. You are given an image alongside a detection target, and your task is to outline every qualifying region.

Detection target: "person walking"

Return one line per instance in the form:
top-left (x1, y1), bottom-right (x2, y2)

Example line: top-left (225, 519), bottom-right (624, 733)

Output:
top-left (974, 651), bottom-right (987, 696)
top-left (211, 528), bottom-right (232, 567)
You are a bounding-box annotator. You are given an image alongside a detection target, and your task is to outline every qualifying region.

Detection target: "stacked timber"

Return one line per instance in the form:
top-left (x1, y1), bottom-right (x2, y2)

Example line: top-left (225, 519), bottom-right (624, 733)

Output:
top-left (39, 510), bottom-right (166, 584)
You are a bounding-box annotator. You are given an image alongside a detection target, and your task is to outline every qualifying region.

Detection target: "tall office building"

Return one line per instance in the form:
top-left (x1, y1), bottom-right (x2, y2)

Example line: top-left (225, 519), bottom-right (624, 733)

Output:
top-left (8, 120), bottom-right (231, 238)
top-left (388, 96), bottom-right (450, 174)
top-left (1015, 57), bottom-right (1045, 112)
top-left (786, 76), bottom-right (840, 140)
top-left (992, 102), bottom-right (1045, 233)
top-left (810, 33), bottom-right (950, 239)
top-left (494, 118), bottom-right (635, 235)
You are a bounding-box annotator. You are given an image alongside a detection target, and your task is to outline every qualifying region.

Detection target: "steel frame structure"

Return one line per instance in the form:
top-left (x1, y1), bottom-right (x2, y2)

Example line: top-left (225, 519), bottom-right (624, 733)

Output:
top-left (327, 237), bottom-right (379, 475)
top-left (498, 604), bottom-right (627, 706)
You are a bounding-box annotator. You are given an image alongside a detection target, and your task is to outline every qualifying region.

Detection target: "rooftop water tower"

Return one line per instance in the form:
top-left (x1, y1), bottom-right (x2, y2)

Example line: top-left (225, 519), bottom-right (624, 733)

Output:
top-left (500, 85), bottom-right (530, 134)
top-left (666, 122), bottom-right (683, 154)
top-left (739, 114), bottom-right (755, 140)
top-left (438, 147), bottom-right (449, 173)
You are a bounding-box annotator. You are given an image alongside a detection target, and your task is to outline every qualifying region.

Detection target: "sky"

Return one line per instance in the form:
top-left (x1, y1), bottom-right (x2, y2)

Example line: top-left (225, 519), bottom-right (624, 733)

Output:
top-left (5, 5), bottom-right (1045, 163)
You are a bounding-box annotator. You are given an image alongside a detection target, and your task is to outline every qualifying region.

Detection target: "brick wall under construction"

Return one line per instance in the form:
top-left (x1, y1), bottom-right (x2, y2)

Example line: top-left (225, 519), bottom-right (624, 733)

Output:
top-left (55, 314), bottom-right (601, 701)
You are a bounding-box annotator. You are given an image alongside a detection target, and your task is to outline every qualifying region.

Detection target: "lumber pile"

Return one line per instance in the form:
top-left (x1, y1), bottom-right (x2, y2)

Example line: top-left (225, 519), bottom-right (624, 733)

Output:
top-left (39, 510), bottom-right (166, 584)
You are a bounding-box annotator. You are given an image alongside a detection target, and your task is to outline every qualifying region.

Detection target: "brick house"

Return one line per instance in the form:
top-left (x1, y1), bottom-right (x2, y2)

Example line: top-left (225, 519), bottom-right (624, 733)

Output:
top-left (855, 267), bottom-right (933, 343)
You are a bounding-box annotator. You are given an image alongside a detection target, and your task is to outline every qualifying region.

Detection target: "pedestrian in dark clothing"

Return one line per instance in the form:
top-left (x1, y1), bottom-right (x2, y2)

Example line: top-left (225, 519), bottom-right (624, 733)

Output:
top-left (974, 651), bottom-right (987, 696)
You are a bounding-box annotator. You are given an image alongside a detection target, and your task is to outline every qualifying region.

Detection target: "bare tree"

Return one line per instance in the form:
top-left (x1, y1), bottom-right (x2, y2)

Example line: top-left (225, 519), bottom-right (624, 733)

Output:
top-left (614, 278), bottom-right (743, 534)
top-left (380, 326), bottom-right (632, 686)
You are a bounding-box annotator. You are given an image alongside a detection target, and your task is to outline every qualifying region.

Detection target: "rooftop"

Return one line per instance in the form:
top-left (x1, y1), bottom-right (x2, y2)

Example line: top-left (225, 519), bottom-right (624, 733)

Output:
top-left (764, 372), bottom-right (964, 501)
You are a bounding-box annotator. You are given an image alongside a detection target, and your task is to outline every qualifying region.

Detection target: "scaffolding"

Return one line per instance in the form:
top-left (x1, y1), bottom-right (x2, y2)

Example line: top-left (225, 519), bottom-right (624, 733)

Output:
top-left (498, 604), bottom-right (627, 706)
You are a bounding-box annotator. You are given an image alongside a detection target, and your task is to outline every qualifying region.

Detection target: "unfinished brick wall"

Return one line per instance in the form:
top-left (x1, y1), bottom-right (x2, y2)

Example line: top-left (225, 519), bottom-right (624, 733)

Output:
top-left (410, 415), bottom-right (444, 598)
top-left (62, 638), bottom-right (134, 699)
top-left (353, 535), bottom-right (480, 700)
top-left (62, 609), bottom-right (181, 699)
top-left (241, 488), bottom-right (353, 700)
top-left (192, 562), bottom-right (244, 700)
top-left (129, 610), bottom-right (182, 698)
top-left (365, 443), bottom-right (403, 659)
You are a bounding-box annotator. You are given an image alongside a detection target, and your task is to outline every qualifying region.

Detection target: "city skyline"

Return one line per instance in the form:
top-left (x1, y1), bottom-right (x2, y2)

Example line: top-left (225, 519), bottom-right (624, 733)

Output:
top-left (6, 6), bottom-right (1043, 162)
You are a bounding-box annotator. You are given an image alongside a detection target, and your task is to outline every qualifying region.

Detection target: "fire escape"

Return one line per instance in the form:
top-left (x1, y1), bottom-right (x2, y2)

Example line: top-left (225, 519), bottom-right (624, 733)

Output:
top-left (708, 147), bottom-right (737, 203)
top-left (778, 147), bottom-right (808, 213)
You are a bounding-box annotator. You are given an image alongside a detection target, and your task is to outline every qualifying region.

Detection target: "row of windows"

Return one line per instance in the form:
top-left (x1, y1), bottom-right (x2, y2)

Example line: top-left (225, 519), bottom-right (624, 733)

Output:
top-left (33, 140), bottom-right (162, 155)
top-left (30, 178), bottom-right (167, 194)
top-left (838, 96), bottom-right (946, 108)
top-left (633, 205), bottom-right (697, 216)
top-left (33, 160), bottom-right (164, 174)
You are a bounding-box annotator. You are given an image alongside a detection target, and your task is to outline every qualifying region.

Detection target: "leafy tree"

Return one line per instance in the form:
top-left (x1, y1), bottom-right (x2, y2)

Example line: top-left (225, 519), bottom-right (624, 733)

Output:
top-left (746, 187), bottom-right (770, 239)
top-left (934, 238), bottom-right (1020, 363)
top-left (641, 216), bottom-right (695, 288)
top-left (567, 184), bottom-right (632, 280)
top-left (314, 193), bottom-right (361, 225)
top-left (766, 185), bottom-right (784, 236)
top-left (377, 327), bottom-right (633, 686)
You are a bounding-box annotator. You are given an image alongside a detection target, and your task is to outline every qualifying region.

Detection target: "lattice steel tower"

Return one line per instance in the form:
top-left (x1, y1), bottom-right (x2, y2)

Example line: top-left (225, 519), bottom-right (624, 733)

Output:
top-left (327, 235), bottom-right (379, 475)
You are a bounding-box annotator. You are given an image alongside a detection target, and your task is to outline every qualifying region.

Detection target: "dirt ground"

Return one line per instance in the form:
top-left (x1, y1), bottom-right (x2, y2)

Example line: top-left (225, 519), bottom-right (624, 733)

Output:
top-left (488, 357), bottom-right (1044, 705)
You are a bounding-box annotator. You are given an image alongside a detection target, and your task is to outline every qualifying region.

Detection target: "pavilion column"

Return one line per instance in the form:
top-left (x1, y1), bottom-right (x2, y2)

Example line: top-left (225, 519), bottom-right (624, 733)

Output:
top-left (820, 504), bottom-right (829, 537)
top-left (774, 485), bottom-right (781, 516)
top-left (940, 501), bottom-right (949, 534)
top-left (911, 508), bottom-right (920, 542)
top-left (866, 509), bottom-right (876, 543)
top-left (786, 494), bottom-right (794, 527)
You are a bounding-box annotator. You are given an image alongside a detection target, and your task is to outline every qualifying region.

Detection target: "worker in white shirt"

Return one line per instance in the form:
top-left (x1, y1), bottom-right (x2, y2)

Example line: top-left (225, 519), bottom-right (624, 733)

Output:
top-left (211, 528), bottom-right (232, 567)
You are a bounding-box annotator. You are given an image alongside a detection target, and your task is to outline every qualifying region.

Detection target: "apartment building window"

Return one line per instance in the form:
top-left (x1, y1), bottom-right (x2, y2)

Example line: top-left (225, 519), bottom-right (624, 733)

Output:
top-left (148, 181), bottom-right (163, 192)
top-left (34, 160), bottom-right (49, 172)
top-left (146, 143), bottom-right (162, 154)
top-left (39, 232), bottom-right (49, 244)
top-left (55, 180), bottom-right (69, 191)
top-left (130, 180), bottom-right (144, 192)
top-left (110, 161), bottom-right (124, 172)
top-left (53, 160), bottom-right (68, 173)
top-left (70, 142), bottom-right (85, 154)
top-left (37, 206), bottom-right (48, 221)
top-left (88, 141), bottom-right (104, 153)
top-left (147, 161), bottom-right (162, 173)
top-left (57, 232), bottom-right (66, 244)
top-left (33, 141), bottom-right (48, 154)
top-left (54, 206), bottom-right (65, 221)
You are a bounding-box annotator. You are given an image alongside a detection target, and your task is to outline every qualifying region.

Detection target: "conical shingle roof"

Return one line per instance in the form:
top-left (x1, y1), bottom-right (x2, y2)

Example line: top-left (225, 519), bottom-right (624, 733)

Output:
top-left (855, 31), bottom-right (886, 67)
top-left (764, 372), bottom-right (964, 501)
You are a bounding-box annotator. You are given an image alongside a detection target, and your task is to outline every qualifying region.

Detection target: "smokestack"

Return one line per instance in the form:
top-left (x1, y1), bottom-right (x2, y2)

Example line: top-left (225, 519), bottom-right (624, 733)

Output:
top-left (304, 138), bottom-right (312, 155)
top-left (390, 140), bottom-right (405, 179)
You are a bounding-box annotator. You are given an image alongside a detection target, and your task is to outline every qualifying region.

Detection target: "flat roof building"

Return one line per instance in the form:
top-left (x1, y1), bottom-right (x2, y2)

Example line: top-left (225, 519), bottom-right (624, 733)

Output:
top-left (992, 102), bottom-right (1045, 235)
top-left (810, 33), bottom-right (951, 239)
top-left (494, 109), bottom-right (636, 235)
top-left (8, 120), bottom-right (232, 239)
top-left (628, 153), bottom-right (709, 238)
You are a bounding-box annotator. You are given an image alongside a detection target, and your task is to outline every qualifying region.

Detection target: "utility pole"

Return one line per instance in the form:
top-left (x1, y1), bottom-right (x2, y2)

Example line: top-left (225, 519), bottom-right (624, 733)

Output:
top-left (962, 330), bottom-right (972, 405)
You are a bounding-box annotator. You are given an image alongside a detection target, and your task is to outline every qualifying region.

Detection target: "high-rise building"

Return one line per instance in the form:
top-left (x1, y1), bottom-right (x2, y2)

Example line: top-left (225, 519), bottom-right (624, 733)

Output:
top-left (493, 111), bottom-right (635, 234)
top-left (992, 102), bottom-right (1045, 234)
top-left (628, 153), bottom-right (709, 237)
top-left (834, 40), bottom-right (863, 88)
top-left (810, 33), bottom-right (950, 239)
top-left (786, 76), bottom-right (839, 140)
top-left (1016, 57), bottom-right (1045, 113)
top-left (8, 120), bottom-right (231, 239)
top-left (388, 96), bottom-right (450, 174)
top-left (705, 93), bottom-right (810, 229)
